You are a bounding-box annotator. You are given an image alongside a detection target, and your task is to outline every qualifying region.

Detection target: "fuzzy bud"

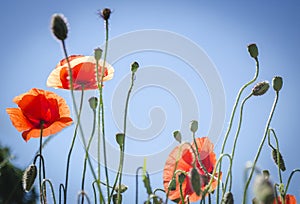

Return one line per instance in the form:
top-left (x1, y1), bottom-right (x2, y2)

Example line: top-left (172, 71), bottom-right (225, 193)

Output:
top-left (101, 8), bottom-right (111, 21)
top-left (190, 168), bottom-right (201, 196)
top-left (113, 193), bottom-right (122, 204)
top-left (22, 164), bottom-right (37, 192)
top-left (88, 97), bottom-right (98, 110)
top-left (173, 130), bottom-right (182, 143)
top-left (272, 76), bottom-right (283, 92)
top-left (221, 192), bottom-right (234, 204)
top-left (190, 120), bottom-right (198, 133)
top-left (178, 173), bottom-right (186, 185)
top-left (272, 149), bottom-right (286, 171)
top-left (248, 43), bottom-right (259, 59)
top-left (115, 184), bottom-right (128, 193)
top-left (168, 178), bottom-right (177, 191)
top-left (51, 14), bottom-right (68, 41)
top-left (94, 48), bottom-right (103, 61)
top-left (131, 61), bottom-right (139, 73)
top-left (252, 81), bottom-right (270, 96)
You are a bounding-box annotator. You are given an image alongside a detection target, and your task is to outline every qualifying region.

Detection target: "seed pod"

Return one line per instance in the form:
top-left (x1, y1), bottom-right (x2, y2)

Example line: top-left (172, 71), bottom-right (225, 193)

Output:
top-left (22, 164), bottom-right (37, 192)
top-left (88, 97), bottom-right (98, 110)
top-left (248, 43), bottom-right (259, 59)
top-left (190, 120), bottom-right (198, 133)
top-left (131, 61), bottom-right (139, 73)
top-left (101, 8), bottom-right (111, 21)
top-left (272, 76), bottom-right (283, 92)
top-left (272, 149), bottom-right (286, 171)
top-left (221, 192), bottom-right (234, 204)
top-left (173, 130), bottom-right (182, 143)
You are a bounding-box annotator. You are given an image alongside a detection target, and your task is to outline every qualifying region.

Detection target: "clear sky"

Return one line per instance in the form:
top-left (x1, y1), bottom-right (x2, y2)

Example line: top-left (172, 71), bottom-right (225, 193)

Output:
top-left (1, 1), bottom-right (300, 203)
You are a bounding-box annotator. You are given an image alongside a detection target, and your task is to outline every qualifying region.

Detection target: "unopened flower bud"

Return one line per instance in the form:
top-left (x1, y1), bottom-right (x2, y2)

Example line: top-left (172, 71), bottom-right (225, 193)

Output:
top-left (115, 184), bottom-right (128, 193)
top-left (101, 8), bottom-right (111, 21)
top-left (190, 120), bottom-right (198, 133)
top-left (51, 14), bottom-right (68, 41)
top-left (168, 178), bottom-right (176, 191)
top-left (116, 133), bottom-right (125, 147)
top-left (22, 164), bottom-right (37, 192)
top-left (190, 168), bottom-right (201, 196)
top-left (131, 61), bottom-right (139, 73)
top-left (88, 97), bottom-right (98, 110)
top-left (173, 130), bottom-right (182, 143)
top-left (94, 48), bottom-right (103, 61)
top-left (248, 43), bottom-right (259, 59)
top-left (178, 173), bottom-right (186, 185)
top-left (272, 148), bottom-right (286, 171)
top-left (221, 192), bottom-right (234, 204)
top-left (253, 175), bottom-right (275, 204)
top-left (272, 76), bottom-right (283, 92)
top-left (252, 81), bottom-right (270, 96)
top-left (113, 193), bottom-right (122, 204)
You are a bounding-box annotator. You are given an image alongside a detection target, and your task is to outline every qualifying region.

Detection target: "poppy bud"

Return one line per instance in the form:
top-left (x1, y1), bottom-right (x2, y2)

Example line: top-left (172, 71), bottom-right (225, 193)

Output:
top-left (101, 8), bottom-right (111, 21)
top-left (116, 133), bottom-right (125, 147)
top-left (248, 43), bottom-right (259, 59)
top-left (115, 184), bottom-right (128, 193)
top-left (88, 97), bottom-right (98, 110)
top-left (272, 76), bottom-right (283, 92)
top-left (221, 192), bottom-right (234, 204)
top-left (252, 81), bottom-right (270, 96)
top-left (253, 174), bottom-right (275, 204)
top-left (22, 164), bottom-right (37, 192)
top-left (168, 178), bottom-right (177, 191)
top-left (131, 61), bottom-right (139, 73)
top-left (178, 173), bottom-right (186, 185)
top-left (173, 130), bottom-right (182, 143)
top-left (272, 148), bottom-right (286, 171)
top-left (94, 48), bottom-right (103, 61)
top-left (51, 14), bottom-right (68, 41)
top-left (190, 168), bottom-right (201, 196)
top-left (190, 120), bottom-right (198, 133)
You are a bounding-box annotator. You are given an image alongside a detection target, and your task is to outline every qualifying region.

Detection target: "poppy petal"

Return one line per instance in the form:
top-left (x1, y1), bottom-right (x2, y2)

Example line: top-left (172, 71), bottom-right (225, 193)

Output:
top-left (6, 108), bottom-right (32, 132)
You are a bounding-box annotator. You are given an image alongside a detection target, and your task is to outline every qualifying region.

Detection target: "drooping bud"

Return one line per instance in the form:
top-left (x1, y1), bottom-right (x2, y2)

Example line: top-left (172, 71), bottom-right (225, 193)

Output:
top-left (22, 164), bottom-right (37, 192)
top-left (168, 177), bottom-right (177, 191)
top-left (221, 192), bottom-right (234, 204)
top-left (115, 184), bottom-right (128, 193)
top-left (173, 130), bottom-right (182, 143)
top-left (101, 8), bottom-right (111, 21)
top-left (51, 14), bottom-right (68, 41)
top-left (88, 97), bottom-right (98, 110)
top-left (253, 174), bottom-right (275, 204)
top-left (131, 61), bottom-right (139, 73)
top-left (272, 149), bottom-right (286, 171)
top-left (94, 48), bottom-right (103, 61)
top-left (190, 168), bottom-right (201, 196)
top-left (252, 81), bottom-right (270, 96)
top-left (178, 173), bottom-right (186, 185)
top-left (248, 43), bottom-right (259, 59)
top-left (190, 120), bottom-right (198, 133)
top-left (116, 133), bottom-right (125, 147)
top-left (272, 76), bottom-right (283, 92)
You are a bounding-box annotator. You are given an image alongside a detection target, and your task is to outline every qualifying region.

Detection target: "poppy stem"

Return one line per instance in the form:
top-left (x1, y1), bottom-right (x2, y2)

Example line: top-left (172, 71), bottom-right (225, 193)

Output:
top-left (224, 93), bottom-right (253, 193)
top-left (81, 108), bottom-right (97, 204)
top-left (41, 179), bottom-right (57, 204)
top-left (243, 91), bottom-right (279, 204)
top-left (268, 128), bottom-right (283, 184)
top-left (135, 167), bottom-right (143, 204)
top-left (38, 121), bottom-right (47, 204)
top-left (216, 57), bottom-right (259, 204)
top-left (284, 169), bottom-right (300, 196)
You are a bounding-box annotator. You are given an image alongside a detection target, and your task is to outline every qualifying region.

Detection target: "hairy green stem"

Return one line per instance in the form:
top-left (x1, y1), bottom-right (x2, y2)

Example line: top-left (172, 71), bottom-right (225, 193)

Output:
top-left (216, 58), bottom-right (259, 204)
top-left (284, 169), bottom-right (300, 195)
top-left (243, 91), bottom-right (279, 203)
top-left (268, 128), bottom-right (283, 183)
top-left (42, 179), bottom-right (56, 204)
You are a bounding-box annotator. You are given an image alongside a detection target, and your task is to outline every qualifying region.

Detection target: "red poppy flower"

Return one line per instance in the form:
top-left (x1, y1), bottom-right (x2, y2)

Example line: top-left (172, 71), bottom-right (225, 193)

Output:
top-left (6, 88), bottom-right (73, 142)
top-left (274, 194), bottom-right (297, 204)
top-left (163, 137), bottom-right (220, 203)
top-left (47, 55), bottom-right (114, 90)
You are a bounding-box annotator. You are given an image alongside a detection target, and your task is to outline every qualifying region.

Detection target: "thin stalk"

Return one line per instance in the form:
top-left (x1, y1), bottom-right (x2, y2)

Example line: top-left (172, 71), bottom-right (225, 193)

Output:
top-left (284, 169), bottom-right (300, 195)
top-left (81, 108), bottom-right (97, 204)
top-left (38, 121), bottom-right (47, 204)
top-left (135, 167), bottom-right (143, 204)
top-left (42, 179), bottom-right (57, 204)
top-left (64, 87), bottom-right (84, 204)
top-left (216, 58), bottom-right (259, 204)
top-left (192, 132), bottom-right (209, 175)
top-left (268, 128), bottom-right (283, 183)
top-left (77, 192), bottom-right (91, 204)
top-left (117, 70), bottom-right (136, 204)
top-left (224, 93), bottom-right (253, 192)
top-left (108, 145), bottom-right (123, 200)
top-left (59, 184), bottom-right (65, 204)
top-left (179, 183), bottom-right (185, 204)
top-left (243, 91), bottom-right (279, 203)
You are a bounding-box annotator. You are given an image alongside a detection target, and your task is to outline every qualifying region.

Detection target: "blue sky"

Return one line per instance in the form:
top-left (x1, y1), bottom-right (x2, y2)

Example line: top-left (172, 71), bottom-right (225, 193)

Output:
top-left (1, 1), bottom-right (300, 203)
